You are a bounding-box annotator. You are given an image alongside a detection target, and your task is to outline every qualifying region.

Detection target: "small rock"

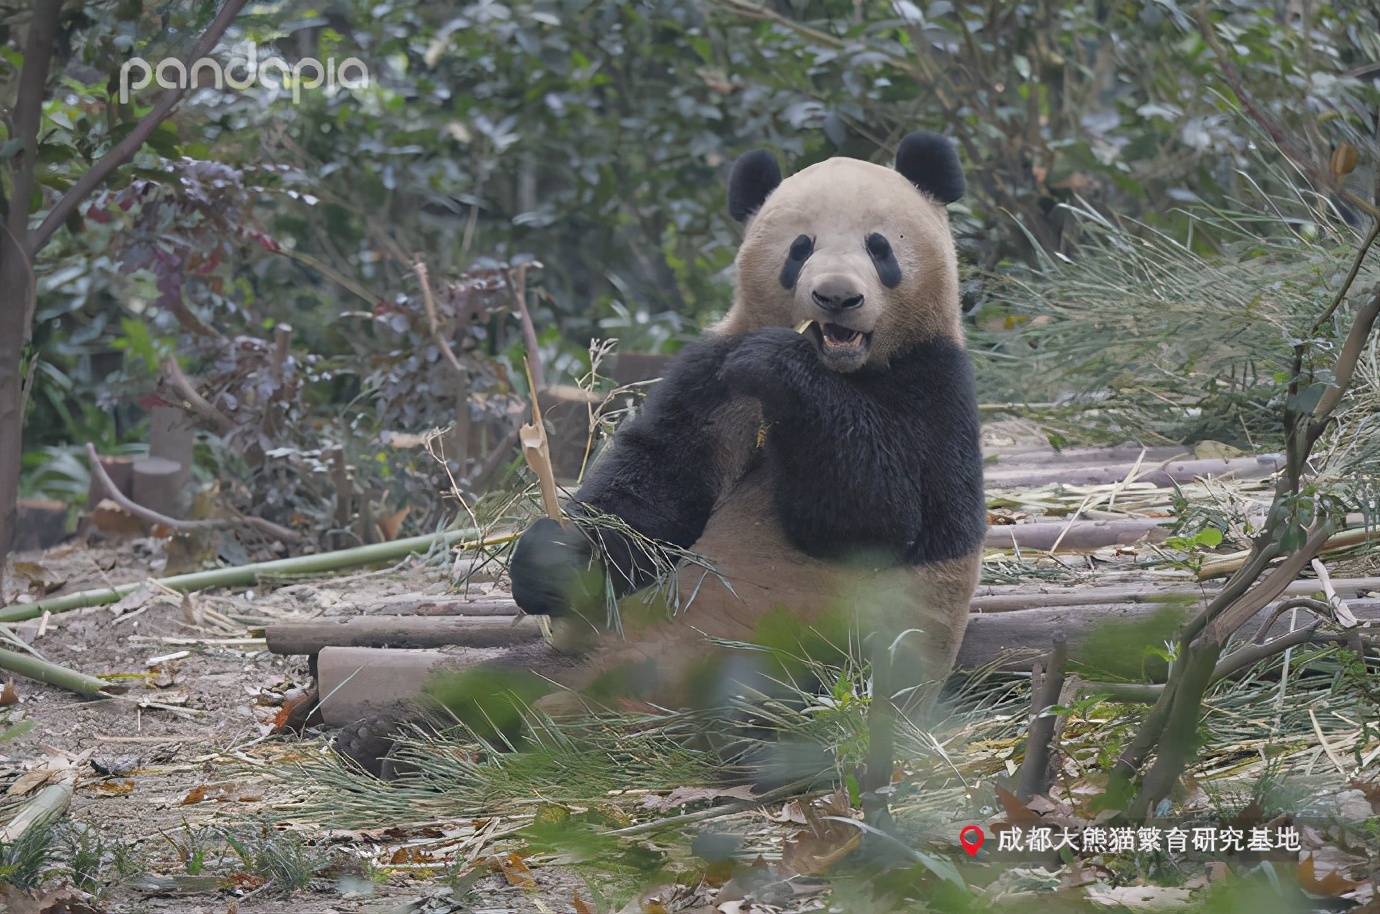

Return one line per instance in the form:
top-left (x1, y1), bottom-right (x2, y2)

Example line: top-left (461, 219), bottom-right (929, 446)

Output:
top-left (91, 754), bottom-right (140, 776)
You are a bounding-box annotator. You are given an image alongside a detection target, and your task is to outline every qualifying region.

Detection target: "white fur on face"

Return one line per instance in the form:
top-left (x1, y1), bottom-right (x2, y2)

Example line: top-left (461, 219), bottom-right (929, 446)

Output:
top-left (717, 157), bottom-right (963, 366)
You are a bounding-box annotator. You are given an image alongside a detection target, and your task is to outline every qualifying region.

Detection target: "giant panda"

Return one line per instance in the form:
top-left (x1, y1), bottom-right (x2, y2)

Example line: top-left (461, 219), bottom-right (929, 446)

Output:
top-left (335, 132), bottom-right (985, 776)
top-left (507, 130), bottom-right (986, 715)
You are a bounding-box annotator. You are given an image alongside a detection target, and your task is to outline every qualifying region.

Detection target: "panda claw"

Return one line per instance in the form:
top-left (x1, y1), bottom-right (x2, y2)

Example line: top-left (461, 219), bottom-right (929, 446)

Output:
top-left (332, 714), bottom-right (409, 780)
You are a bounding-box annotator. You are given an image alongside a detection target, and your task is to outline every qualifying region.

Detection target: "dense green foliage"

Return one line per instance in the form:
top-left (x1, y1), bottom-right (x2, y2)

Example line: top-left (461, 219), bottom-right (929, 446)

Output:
top-left (5, 0), bottom-right (1378, 537)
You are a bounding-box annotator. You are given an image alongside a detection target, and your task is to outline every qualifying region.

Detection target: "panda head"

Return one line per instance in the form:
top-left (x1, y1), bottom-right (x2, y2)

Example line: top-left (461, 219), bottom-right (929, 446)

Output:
top-left (720, 131), bottom-right (965, 373)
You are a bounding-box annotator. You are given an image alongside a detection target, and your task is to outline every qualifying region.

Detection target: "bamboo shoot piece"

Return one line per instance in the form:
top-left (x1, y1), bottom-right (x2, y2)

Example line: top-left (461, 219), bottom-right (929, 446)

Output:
top-left (0, 773), bottom-right (75, 843)
top-left (0, 648), bottom-right (125, 698)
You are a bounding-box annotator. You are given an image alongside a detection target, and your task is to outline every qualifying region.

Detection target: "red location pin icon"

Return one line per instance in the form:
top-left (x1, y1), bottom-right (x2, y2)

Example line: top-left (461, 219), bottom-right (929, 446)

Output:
top-left (958, 824), bottom-right (985, 857)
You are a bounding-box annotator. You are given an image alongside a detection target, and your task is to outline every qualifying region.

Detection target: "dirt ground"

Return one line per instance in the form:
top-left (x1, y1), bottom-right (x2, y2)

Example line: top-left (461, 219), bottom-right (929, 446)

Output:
top-left (6, 428), bottom-right (1375, 913)
top-left (0, 535), bottom-right (584, 914)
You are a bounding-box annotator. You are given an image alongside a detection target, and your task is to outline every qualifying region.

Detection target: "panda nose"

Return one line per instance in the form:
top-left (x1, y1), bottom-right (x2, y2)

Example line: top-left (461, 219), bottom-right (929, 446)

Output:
top-left (810, 279), bottom-right (865, 313)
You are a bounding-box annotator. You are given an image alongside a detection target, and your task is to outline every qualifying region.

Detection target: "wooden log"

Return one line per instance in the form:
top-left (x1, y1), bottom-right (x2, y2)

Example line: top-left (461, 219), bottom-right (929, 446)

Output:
top-left (131, 456), bottom-right (185, 519)
top-left (15, 498), bottom-right (67, 551)
top-left (149, 404), bottom-right (195, 492)
top-left (265, 615), bottom-right (542, 655)
top-left (984, 454), bottom-right (1282, 489)
top-left (315, 644), bottom-right (508, 726)
top-left (312, 599), bottom-right (1380, 722)
top-left (984, 445), bottom-right (1189, 466)
top-left (957, 598), bottom-right (1380, 671)
top-left (984, 518), bottom-right (1167, 551)
top-left (970, 576), bottom-right (1380, 612)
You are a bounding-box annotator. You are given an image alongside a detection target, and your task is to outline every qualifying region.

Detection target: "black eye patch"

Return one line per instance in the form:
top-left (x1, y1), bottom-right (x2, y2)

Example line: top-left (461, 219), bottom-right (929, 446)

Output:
top-left (779, 234), bottom-right (814, 289)
top-left (866, 232), bottom-right (901, 288)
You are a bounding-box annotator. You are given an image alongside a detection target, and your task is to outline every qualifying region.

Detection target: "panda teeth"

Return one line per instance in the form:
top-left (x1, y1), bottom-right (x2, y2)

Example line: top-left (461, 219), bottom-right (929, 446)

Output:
top-left (821, 323), bottom-right (864, 349)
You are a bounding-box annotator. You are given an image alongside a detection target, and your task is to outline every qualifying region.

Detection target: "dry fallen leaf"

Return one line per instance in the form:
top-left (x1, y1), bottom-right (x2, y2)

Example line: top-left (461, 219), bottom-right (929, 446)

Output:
top-left (94, 780), bottom-right (135, 797)
top-left (0, 883), bottom-right (103, 914)
top-left (1331, 141), bottom-right (1359, 178)
top-left (0, 679), bottom-right (19, 706)
top-left (388, 846), bottom-right (430, 865)
top-left (492, 852), bottom-right (536, 891)
top-left (11, 561), bottom-right (66, 595)
top-left (377, 505), bottom-right (410, 541)
top-left (181, 785), bottom-right (208, 805)
top-left (89, 499), bottom-right (145, 537)
top-left (1348, 778), bottom-right (1380, 815)
top-left (1298, 855), bottom-right (1362, 897)
top-left (7, 767), bottom-right (60, 797)
top-left (781, 825), bottom-right (861, 876)
top-left (994, 784), bottom-right (1043, 825)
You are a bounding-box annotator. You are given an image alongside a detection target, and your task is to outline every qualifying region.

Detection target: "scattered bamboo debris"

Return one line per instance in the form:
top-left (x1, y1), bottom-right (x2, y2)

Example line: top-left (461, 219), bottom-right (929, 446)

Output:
top-left (0, 527), bottom-right (499, 624)
top-left (355, 594), bottom-right (521, 616)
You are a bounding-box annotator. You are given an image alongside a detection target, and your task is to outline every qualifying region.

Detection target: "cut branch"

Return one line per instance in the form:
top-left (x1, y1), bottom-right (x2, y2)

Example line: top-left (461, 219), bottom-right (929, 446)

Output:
top-left (160, 357), bottom-right (234, 434)
top-left (86, 443), bottom-right (303, 543)
top-left (509, 264), bottom-right (546, 393)
top-left (414, 258), bottom-right (471, 466)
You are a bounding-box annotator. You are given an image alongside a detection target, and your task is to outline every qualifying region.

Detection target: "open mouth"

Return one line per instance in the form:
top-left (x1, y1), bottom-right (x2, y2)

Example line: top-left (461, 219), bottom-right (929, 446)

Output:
top-left (812, 321), bottom-right (870, 354)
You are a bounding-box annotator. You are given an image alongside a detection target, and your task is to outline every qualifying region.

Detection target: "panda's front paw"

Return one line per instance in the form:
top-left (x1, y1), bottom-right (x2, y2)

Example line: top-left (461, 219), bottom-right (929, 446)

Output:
top-left (509, 517), bottom-right (601, 617)
top-left (719, 327), bottom-right (813, 401)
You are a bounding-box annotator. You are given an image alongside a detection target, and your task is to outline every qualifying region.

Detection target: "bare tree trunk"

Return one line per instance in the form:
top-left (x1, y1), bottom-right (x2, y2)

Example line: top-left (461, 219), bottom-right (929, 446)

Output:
top-left (0, 0), bottom-right (247, 594)
top-left (0, 0), bottom-right (62, 589)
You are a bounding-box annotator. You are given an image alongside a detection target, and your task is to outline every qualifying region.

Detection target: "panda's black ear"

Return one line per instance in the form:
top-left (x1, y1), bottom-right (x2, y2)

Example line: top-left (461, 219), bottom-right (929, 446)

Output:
top-left (728, 150), bottom-right (782, 222)
top-left (895, 131), bottom-right (964, 204)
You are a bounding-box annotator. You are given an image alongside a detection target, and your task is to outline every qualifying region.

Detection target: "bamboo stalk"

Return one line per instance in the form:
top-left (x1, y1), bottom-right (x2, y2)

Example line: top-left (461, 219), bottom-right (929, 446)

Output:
top-left (519, 357), bottom-right (561, 648)
top-left (0, 648), bottom-right (123, 697)
top-left (520, 356), bottom-right (561, 521)
top-left (1196, 527), bottom-right (1380, 579)
top-left (0, 527), bottom-right (493, 624)
top-left (1016, 636), bottom-right (1067, 800)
